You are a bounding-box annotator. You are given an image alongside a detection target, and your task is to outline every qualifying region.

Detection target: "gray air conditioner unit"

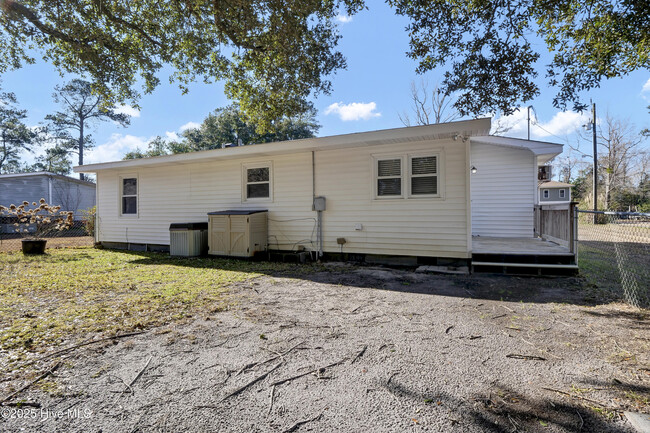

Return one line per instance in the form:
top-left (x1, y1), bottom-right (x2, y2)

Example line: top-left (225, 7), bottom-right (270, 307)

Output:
top-left (538, 165), bottom-right (552, 181)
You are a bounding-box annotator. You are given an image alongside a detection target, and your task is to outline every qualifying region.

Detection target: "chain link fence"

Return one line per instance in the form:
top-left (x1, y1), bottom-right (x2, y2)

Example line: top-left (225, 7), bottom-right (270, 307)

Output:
top-left (578, 210), bottom-right (650, 308)
top-left (0, 214), bottom-right (95, 252)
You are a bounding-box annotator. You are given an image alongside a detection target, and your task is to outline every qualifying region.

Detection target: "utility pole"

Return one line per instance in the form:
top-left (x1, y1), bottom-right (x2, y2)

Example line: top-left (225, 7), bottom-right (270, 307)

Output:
top-left (527, 106), bottom-right (531, 140)
top-left (591, 102), bottom-right (598, 222)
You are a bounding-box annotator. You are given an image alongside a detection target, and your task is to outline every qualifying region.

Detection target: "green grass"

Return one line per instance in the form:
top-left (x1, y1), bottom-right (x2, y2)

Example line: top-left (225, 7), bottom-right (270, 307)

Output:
top-left (0, 248), bottom-right (303, 370)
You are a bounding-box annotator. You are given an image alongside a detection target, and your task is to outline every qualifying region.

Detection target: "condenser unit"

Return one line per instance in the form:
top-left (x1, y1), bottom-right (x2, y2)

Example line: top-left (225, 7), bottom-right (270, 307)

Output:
top-left (207, 210), bottom-right (268, 257)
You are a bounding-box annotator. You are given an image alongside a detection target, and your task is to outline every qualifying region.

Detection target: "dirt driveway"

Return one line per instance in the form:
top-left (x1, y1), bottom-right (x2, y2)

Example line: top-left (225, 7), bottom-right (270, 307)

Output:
top-left (2, 264), bottom-right (649, 432)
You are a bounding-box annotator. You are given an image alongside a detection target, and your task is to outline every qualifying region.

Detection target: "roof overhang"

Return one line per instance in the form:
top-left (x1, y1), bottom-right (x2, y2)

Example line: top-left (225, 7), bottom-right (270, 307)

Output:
top-left (469, 135), bottom-right (563, 164)
top-left (0, 171), bottom-right (95, 186)
top-left (75, 118), bottom-right (492, 173)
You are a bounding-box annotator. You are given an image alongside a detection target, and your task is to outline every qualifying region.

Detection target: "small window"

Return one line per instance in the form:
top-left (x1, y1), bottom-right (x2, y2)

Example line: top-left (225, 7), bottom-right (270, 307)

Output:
top-left (410, 155), bottom-right (438, 196)
top-left (559, 189), bottom-right (566, 198)
top-left (543, 189), bottom-right (549, 199)
top-left (377, 158), bottom-right (402, 197)
top-left (121, 177), bottom-right (137, 215)
top-left (243, 163), bottom-right (272, 201)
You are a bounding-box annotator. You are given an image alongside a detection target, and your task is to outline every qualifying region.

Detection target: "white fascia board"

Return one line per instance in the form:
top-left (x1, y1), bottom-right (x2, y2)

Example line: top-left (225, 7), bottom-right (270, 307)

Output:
top-left (75, 118), bottom-right (492, 173)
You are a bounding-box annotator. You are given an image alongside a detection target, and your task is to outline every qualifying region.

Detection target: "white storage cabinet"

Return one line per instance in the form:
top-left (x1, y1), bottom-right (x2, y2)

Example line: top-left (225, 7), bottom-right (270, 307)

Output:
top-left (207, 210), bottom-right (268, 257)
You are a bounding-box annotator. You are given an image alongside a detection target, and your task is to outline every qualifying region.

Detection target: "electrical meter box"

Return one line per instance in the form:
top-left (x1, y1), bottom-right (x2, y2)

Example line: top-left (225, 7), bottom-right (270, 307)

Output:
top-left (313, 196), bottom-right (326, 211)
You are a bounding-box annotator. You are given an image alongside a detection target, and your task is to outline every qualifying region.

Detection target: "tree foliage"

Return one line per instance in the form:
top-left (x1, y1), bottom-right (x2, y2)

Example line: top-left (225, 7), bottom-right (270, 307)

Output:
top-left (29, 145), bottom-right (72, 175)
top-left (571, 114), bottom-right (649, 211)
top-left (0, 85), bottom-right (37, 173)
top-left (46, 79), bottom-right (130, 179)
top-left (388, 0), bottom-right (650, 115)
top-left (0, 0), bottom-right (363, 131)
top-left (2, 1), bottom-right (648, 121)
top-left (124, 104), bottom-right (319, 160)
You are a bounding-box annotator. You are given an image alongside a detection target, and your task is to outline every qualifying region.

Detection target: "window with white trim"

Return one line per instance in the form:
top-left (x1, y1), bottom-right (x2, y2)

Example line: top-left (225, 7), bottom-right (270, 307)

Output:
top-left (559, 189), bottom-right (566, 198)
top-left (409, 155), bottom-right (438, 196)
top-left (243, 163), bottom-right (272, 201)
top-left (121, 177), bottom-right (138, 215)
top-left (376, 158), bottom-right (402, 197)
top-left (543, 189), bottom-right (549, 199)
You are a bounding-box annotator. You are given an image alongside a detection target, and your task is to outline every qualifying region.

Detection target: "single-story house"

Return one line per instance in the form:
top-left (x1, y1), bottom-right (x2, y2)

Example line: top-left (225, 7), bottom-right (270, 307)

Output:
top-left (75, 118), bottom-right (575, 269)
top-left (538, 180), bottom-right (572, 204)
top-left (0, 171), bottom-right (96, 214)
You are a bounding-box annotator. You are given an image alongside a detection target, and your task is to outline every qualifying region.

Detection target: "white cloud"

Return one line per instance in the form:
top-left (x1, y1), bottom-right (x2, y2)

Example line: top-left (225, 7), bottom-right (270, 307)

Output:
top-left (534, 111), bottom-right (588, 138)
top-left (493, 108), bottom-right (588, 139)
top-left (643, 78), bottom-right (650, 93)
top-left (335, 12), bottom-right (353, 24)
top-left (325, 102), bottom-right (381, 121)
top-left (114, 104), bottom-right (141, 118)
top-left (86, 133), bottom-right (149, 164)
top-left (179, 121), bottom-right (200, 131)
top-left (165, 131), bottom-right (180, 141)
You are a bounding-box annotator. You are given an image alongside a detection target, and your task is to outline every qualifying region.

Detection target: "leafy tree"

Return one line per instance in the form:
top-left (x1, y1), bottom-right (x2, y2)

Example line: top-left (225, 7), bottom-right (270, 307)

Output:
top-left (388, 0), bottom-right (650, 115)
top-left (4, 1), bottom-right (647, 120)
top-left (0, 0), bottom-right (363, 131)
top-left (123, 104), bottom-right (319, 160)
top-left (179, 104), bottom-right (319, 152)
top-left (0, 85), bottom-right (37, 173)
top-left (46, 79), bottom-right (130, 180)
top-left (29, 145), bottom-right (72, 175)
top-left (123, 136), bottom-right (173, 160)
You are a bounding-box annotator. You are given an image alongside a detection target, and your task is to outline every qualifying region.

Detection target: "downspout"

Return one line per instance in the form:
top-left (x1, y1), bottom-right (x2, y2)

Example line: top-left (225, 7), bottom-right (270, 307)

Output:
top-left (47, 175), bottom-right (53, 204)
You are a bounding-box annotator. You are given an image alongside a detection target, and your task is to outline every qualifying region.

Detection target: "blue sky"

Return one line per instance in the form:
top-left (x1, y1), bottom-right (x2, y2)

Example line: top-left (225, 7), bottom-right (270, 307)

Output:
top-left (2, 2), bottom-right (650, 168)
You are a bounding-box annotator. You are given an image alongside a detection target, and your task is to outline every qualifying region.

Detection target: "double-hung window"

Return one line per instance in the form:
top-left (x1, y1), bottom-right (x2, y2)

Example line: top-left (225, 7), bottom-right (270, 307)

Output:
top-left (376, 158), bottom-right (402, 197)
top-left (374, 153), bottom-right (441, 199)
top-left (121, 177), bottom-right (138, 215)
top-left (243, 163), bottom-right (272, 201)
top-left (559, 189), bottom-right (566, 198)
top-left (409, 155), bottom-right (438, 196)
top-left (543, 189), bottom-right (549, 199)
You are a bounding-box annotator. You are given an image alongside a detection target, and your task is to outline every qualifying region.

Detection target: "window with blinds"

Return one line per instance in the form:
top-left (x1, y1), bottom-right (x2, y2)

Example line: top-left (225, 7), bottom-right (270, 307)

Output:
top-left (410, 156), bottom-right (438, 196)
top-left (377, 158), bottom-right (402, 197)
top-left (373, 153), bottom-right (442, 199)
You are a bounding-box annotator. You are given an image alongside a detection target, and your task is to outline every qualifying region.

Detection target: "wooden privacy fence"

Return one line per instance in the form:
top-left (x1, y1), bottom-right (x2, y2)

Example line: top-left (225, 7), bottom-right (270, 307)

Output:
top-left (534, 202), bottom-right (578, 253)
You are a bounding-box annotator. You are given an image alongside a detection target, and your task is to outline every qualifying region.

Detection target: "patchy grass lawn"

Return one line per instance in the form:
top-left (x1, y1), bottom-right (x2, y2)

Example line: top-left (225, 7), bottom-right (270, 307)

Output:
top-left (0, 248), bottom-right (299, 372)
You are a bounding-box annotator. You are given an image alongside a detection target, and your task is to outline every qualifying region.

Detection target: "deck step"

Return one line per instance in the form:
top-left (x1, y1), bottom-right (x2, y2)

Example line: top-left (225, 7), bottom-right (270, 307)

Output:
top-left (472, 261), bottom-right (579, 269)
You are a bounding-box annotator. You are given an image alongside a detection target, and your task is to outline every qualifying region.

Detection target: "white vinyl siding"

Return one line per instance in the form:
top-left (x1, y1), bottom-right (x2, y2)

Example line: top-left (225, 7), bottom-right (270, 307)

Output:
top-left (95, 139), bottom-right (469, 258)
top-left (470, 143), bottom-right (534, 237)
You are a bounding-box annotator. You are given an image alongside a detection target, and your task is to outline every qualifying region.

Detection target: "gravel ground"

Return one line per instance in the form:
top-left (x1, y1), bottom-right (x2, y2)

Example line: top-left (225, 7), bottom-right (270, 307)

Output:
top-left (2, 264), bottom-right (649, 432)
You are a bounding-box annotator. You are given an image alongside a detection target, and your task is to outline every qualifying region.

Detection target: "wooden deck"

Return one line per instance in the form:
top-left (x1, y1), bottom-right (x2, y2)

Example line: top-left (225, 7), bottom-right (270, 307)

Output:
top-left (472, 236), bottom-right (571, 255)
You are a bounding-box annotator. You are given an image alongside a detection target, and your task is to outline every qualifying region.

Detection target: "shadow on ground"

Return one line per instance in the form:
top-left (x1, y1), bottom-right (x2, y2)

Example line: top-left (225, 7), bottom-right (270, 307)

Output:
top-left (120, 250), bottom-right (607, 307)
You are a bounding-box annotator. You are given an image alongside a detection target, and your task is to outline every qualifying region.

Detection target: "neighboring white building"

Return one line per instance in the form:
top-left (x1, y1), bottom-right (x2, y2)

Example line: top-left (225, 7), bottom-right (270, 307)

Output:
top-left (75, 119), bottom-right (563, 262)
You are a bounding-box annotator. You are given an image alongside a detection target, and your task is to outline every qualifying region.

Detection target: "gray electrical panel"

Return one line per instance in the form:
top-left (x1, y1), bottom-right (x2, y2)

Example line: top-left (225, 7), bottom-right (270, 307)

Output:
top-left (313, 196), bottom-right (326, 211)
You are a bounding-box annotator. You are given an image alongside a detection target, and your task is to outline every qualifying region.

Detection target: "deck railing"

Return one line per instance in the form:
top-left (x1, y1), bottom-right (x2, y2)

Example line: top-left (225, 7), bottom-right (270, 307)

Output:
top-left (534, 202), bottom-right (579, 254)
